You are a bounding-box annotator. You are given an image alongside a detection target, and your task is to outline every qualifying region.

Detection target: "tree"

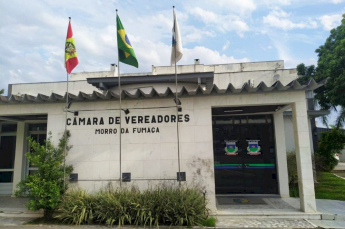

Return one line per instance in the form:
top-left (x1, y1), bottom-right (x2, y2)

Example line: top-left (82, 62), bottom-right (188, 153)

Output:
top-left (15, 131), bottom-right (73, 220)
top-left (0, 89), bottom-right (4, 95)
top-left (297, 14), bottom-right (345, 128)
top-left (316, 127), bottom-right (345, 171)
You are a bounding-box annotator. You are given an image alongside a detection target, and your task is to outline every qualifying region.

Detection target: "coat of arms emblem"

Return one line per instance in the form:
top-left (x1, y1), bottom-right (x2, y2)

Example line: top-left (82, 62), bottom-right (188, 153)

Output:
top-left (247, 140), bottom-right (261, 155)
top-left (224, 140), bottom-right (238, 155)
top-left (65, 41), bottom-right (76, 55)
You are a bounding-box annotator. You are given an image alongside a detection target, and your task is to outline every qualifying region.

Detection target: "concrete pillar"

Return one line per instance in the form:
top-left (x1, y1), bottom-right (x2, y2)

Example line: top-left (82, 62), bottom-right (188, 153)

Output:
top-left (273, 112), bottom-right (290, 198)
top-left (12, 122), bottom-right (25, 193)
top-left (292, 102), bottom-right (317, 213)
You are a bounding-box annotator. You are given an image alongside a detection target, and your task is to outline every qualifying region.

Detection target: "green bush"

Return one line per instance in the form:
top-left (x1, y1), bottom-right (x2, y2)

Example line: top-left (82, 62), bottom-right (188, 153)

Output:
top-left (287, 151), bottom-right (298, 185)
top-left (57, 185), bottom-right (208, 226)
top-left (15, 131), bottom-right (73, 220)
top-left (316, 128), bottom-right (345, 171)
top-left (56, 189), bottom-right (95, 225)
top-left (201, 217), bottom-right (216, 227)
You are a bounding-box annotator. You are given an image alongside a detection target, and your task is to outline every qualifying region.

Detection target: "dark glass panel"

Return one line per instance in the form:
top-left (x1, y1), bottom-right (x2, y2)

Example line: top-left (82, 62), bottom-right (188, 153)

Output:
top-left (0, 136), bottom-right (16, 169)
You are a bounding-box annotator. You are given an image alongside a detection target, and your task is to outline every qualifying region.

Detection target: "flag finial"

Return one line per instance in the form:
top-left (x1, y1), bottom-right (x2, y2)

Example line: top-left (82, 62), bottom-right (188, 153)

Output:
top-left (116, 9), bottom-right (118, 12)
top-left (69, 17), bottom-right (71, 20)
top-left (173, 6), bottom-right (175, 8)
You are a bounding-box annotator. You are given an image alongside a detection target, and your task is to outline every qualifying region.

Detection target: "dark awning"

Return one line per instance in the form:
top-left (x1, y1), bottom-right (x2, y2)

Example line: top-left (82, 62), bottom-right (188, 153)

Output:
top-left (87, 72), bottom-right (214, 90)
top-left (284, 110), bottom-right (330, 117)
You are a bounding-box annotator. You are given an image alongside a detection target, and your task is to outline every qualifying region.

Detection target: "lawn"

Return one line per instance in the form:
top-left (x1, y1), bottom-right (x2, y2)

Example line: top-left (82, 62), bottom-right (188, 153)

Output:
top-left (290, 172), bottom-right (345, 201)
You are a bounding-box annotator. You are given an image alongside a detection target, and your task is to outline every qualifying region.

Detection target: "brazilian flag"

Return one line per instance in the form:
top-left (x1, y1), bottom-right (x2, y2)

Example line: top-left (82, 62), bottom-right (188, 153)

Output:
top-left (116, 15), bottom-right (138, 68)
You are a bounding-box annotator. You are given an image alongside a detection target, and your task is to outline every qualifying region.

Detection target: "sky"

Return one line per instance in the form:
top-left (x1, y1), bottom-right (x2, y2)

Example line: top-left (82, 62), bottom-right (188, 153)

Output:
top-left (0, 0), bottom-right (344, 126)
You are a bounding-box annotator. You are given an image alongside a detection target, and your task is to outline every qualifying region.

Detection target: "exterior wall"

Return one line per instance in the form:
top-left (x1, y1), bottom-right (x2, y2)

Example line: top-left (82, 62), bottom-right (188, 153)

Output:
top-left (0, 90), bottom-right (308, 211)
top-left (153, 60), bottom-right (285, 75)
top-left (10, 81), bottom-right (96, 96)
top-left (214, 69), bottom-right (297, 89)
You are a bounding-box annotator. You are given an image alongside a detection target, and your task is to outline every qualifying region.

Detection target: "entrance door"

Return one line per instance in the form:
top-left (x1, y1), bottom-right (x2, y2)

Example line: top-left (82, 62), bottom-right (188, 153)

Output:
top-left (213, 114), bottom-right (278, 194)
top-left (0, 123), bottom-right (17, 194)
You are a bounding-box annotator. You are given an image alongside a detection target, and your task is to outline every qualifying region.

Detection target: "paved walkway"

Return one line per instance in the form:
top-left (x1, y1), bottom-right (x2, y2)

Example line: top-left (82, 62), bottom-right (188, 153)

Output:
top-left (333, 162), bottom-right (345, 178)
top-left (1, 196), bottom-right (345, 228)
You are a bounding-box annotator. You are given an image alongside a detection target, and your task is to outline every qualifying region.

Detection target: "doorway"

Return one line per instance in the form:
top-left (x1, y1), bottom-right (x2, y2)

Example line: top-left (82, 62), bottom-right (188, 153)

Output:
top-left (212, 112), bottom-right (278, 194)
top-left (0, 123), bottom-right (17, 194)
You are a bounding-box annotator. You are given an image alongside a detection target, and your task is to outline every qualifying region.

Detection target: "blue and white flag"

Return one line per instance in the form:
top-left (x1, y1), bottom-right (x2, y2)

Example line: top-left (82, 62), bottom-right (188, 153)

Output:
top-left (171, 8), bottom-right (183, 66)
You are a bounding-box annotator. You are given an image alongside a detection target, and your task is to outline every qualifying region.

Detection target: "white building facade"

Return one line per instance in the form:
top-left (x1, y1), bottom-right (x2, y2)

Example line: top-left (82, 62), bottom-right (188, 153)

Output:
top-left (0, 60), bottom-right (326, 213)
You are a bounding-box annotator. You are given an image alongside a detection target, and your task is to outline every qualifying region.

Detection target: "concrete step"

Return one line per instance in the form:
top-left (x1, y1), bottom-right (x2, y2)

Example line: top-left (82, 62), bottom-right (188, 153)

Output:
top-left (212, 212), bottom-right (322, 220)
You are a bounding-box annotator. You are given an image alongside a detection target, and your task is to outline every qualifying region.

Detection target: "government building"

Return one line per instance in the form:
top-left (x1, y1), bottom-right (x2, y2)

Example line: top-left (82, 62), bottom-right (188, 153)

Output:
top-left (0, 60), bottom-right (327, 214)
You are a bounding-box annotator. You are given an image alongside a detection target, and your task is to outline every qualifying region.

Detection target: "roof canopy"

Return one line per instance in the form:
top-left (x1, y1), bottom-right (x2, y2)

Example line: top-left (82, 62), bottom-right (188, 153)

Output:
top-left (0, 78), bottom-right (326, 104)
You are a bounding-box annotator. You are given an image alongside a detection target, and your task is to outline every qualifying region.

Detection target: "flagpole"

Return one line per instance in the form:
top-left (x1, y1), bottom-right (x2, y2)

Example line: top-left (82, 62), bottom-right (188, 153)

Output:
top-left (116, 9), bottom-right (122, 187)
top-left (63, 71), bottom-right (69, 190)
top-left (173, 6), bottom-right (181, 186)
top-left (63, 17), bottom-right (72, 191)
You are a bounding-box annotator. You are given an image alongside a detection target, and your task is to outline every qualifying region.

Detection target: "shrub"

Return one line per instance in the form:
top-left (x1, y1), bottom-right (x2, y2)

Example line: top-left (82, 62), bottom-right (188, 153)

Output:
top-left (287, 151), bottom-right (298, 185)
top-left (15, 131), bottom-right (73, 220)
top-left (56, 189), bottom-right (95, 225)
top-left (316, 128), bottom-right (345, 171)
top-left (201, 217), bottom-right (216, 227)
top-left (57, 185), bottom-right (208, 226)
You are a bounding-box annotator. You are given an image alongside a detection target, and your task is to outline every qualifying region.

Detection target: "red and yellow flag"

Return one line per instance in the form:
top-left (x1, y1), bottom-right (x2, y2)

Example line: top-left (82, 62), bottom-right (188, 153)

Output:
top-left (65, 19), bottom-right (78, 74)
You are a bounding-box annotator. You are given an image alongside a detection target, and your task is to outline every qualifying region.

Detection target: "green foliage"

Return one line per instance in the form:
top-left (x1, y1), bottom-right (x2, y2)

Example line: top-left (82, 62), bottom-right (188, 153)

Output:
top-left (296, 63), bottom-right (316, 85)
top-left (201, 217), bottom-right (216, 227)
top-left (315, 172), bottom-right (345, 201)
top-left (316, 128), bottom-right (345, 171)
top-left (57, 185), bottom-right (208, 226)
top-left (297, 14), bottom-right (345, 127)
top-left (0, 89), bottom-right (4, 95)
top-left (289, 172), bottom-right (345, 200)
top-left (315, 14), bottom-right (345, 110)
top-left (286, 151), bottom-right (298, 185)
top-left (56, 189), bottom-right (94, 225)
top-left (15, 131), bottom-right (73, 220)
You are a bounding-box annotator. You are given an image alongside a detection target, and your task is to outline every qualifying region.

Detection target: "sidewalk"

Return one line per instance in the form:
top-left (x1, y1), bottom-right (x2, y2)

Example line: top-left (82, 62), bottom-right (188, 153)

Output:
top-left (1, 196), bottom-right (345, 228)
top-left (333, 162), bottom-right (345, 178)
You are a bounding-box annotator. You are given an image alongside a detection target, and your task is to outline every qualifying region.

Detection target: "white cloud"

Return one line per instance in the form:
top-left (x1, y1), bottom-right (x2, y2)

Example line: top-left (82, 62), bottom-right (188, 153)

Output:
top-left (263, 8), bottom-right (318, 30)
top-left (331, 0), bottom-right (345, 3)
top-left (182, 46), bottom-right (250, 65)
top-left (206, 0), bottom-right (256, 15)
top-left (272, 38), bottom-right (317, 68)
top-left (222, 41), bottom-right (230, 51)
top-left (183, 27), bottom-right (216, 44)
top-left (189, 7), bottom-right (249, 36)
top-left (319, 14), bottom-right (342, 30)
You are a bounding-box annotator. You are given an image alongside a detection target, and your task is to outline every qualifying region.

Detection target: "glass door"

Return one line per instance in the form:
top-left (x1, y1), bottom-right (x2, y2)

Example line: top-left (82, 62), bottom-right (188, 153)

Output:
top-left (213, 115), bottom-right (278, 194)
top-left (0, 123), bottom-right (17, 194)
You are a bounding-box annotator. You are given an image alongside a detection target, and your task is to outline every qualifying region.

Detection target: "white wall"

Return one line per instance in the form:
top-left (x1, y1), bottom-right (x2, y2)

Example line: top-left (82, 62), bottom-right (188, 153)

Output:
top-left (0, 90), bottom-right (308, 210)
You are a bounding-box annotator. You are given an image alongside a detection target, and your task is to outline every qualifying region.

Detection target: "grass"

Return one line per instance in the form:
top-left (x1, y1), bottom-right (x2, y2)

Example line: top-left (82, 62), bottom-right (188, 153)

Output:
top-left (290, 172), bottom-right (345, 201)
top-left (315, 172), bottom-right (345, 201)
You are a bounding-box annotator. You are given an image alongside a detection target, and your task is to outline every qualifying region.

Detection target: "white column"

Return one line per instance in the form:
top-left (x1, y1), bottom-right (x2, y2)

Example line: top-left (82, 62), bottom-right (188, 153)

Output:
top-left (273, 112), bottom-right (290, 198)
top-left (12, 122), bottom-right (25, 193)
top-left (292, 102), bottom-right (317, 213)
